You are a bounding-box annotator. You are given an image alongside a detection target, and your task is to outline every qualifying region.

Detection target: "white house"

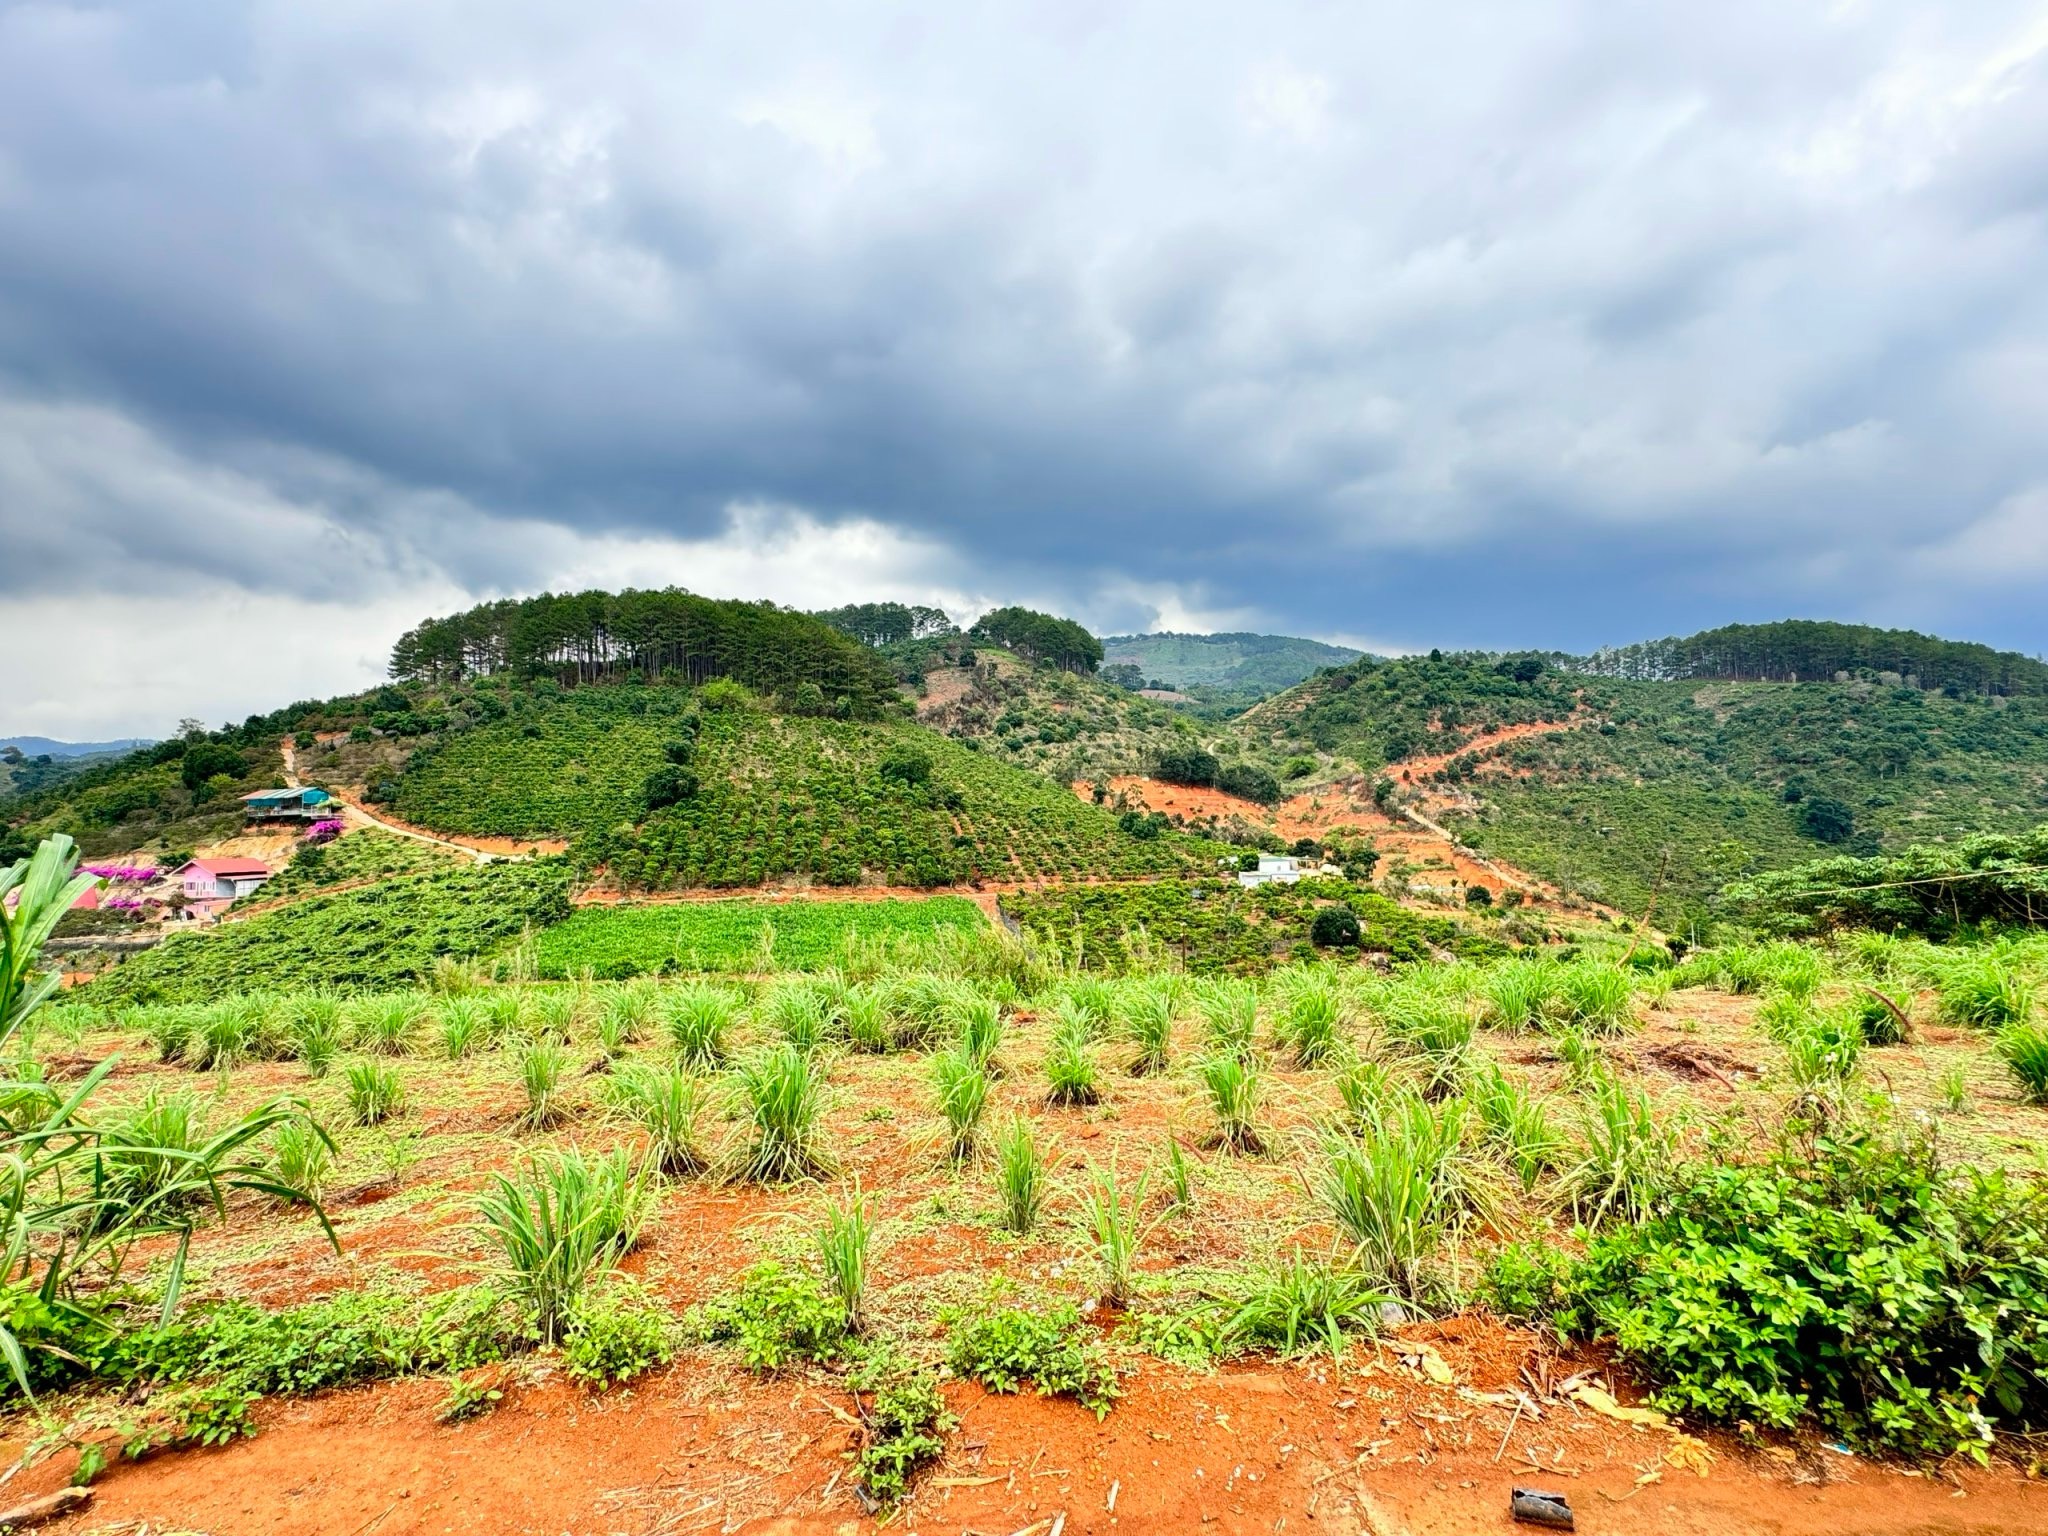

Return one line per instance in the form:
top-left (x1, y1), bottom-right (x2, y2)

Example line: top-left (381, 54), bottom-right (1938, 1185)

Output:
top-left (1237, 854), bottom-right (1303, 889)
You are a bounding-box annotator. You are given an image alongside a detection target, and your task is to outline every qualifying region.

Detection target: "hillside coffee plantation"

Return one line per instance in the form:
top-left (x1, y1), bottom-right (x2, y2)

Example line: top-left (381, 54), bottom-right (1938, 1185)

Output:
top-left (3, 598), bottom-right (2047, 1534)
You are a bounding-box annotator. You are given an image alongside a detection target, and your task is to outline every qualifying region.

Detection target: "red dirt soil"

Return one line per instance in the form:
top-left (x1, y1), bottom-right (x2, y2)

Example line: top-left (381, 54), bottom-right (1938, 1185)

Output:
top-left (12, 1346), bottom-right (2041, 1536)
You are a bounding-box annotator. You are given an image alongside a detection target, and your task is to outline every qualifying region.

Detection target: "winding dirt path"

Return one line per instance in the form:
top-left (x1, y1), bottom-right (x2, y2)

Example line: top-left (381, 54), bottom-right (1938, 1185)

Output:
top-left (278, 739), bottom-right (565, 863)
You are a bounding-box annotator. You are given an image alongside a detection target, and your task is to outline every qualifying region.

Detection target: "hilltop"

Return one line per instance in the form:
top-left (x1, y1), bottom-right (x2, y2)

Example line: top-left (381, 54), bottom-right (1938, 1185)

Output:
top-left (1101, 630), bottom-right (1363, 712)
top-left (5, 590), bottom-right (1225, 892)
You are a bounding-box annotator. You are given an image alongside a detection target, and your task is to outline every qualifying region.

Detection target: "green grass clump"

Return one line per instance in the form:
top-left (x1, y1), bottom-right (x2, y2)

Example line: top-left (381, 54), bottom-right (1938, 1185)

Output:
top-left (1557, 962), bottom-right (1634, 1035)
top-left (953, 993), bottom-right (1005, 1073)
top-left (1563, 1072), bottom-right (1674, 1228)
top-left (1939, 958), bottom-right (2037, 1031)
top-left (664, 982), bottom-right (739, 1067)
top-left (270, 1119), bottom-right (332, 1205)
top-left (1464, 1061), bottom-right (1561, 1191)
top-left (354, 994), bottom-right (420, 1056)
top-left (286, 996), bottom-right (344, 1077)
top-left (516, 1039), bottom-right (571, 1129)
top-left (1478, 960), bottom-right (1556, 1033)
top-left (734, 1045), bottom-right (831, 1182)
top-left (438, 996), bottom-right (485, 1059)
top-left (475, 1148), bottom-right (650, 1343)
top-left (1196, 980), bottom-right (1259, 1057)
top-left (1080, 1160), bottom-right (1159, 1307)
top-left (767, 981), bottom-right (835, 1053)
top-left (1275, 978), bottom-right (1346, 1067)
top-left (932, 1049), bottom-right (991, 1162)
top-left (605, 1063), bottom-right (706, 1176)
top-left (1995, 1022), bottom-right (2048, 1106)
top-left (344, 1060), bottom-right (406, 1126)
top-left (1043, 1012), bottom-right (1102, 1107)
top-left (844, 987), bottom-right (893, 1053)
top-left (1315, 1095), bottom-right (1468, 1301)
top-left (596, 983), bottom-right (656, 1054)
top-left (1197, 1051), bottom-right (1265, 1154)
top-left (1119, 982), bottom-right (1175, 1075)
top-left (1221, 1254), bottom-right (1390, 1360)
top-left (815, 1188), bottom-right (873, 1330)
top-left (993, 1117), bottom-right (1047, 1233)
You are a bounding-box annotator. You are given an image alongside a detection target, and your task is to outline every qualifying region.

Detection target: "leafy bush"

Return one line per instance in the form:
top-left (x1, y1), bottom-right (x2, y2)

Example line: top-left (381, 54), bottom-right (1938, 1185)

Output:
top-left (696, 1262), bottom-right (846, 1370)
top-left (1575, 1127), bottom-right (2048, 1460)
top-left (945, 1305), bottom-right (1119, 1418)
top-left (1310, 906), bottom-right (1361, 949)
top-left (850, 1355), bottom-right (956, 1506)
top-left (563, 1289), bottom-right (674, 1389)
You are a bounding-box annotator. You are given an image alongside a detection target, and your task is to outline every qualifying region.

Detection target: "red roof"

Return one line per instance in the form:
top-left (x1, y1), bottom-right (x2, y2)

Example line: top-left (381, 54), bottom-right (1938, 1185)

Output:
top-left (179, 857), bottom-right (271, 877)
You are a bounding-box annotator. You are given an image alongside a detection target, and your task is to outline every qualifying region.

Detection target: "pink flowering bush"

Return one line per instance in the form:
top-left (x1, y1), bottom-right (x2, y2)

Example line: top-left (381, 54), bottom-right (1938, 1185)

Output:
top-left (104, 894), bottom-right (145, 913)
top-left (82, 863), bottom-right (159, 884)
top-left (305, 819), bottom-right (345, 844)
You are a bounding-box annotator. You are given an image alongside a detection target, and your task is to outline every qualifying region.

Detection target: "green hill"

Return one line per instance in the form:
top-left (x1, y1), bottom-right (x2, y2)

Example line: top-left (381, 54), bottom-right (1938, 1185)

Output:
top-left (1232, 623), bottom-right (2048, 932)
top-left (1101, 631), bottom-right (1363, 708)
top-left (331, 681), bottom-right (1220, 889)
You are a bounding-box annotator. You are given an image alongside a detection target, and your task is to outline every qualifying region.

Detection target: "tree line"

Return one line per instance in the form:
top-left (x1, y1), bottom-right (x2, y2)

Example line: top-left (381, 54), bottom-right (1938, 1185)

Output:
top-left (1563, 621), bottom-right (2048, 696)
top-left (812, 602), bottom-right (959, 648)
top-left (967, 607), bottom-right (1103, 673)
top-left (387, 589), bottom-right (901, 715)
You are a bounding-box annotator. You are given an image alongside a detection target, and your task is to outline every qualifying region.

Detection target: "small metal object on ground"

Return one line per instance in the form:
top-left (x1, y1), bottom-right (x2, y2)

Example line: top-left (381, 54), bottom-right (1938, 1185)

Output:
top-left (1511, 1487), bottom-right (1574, 1529)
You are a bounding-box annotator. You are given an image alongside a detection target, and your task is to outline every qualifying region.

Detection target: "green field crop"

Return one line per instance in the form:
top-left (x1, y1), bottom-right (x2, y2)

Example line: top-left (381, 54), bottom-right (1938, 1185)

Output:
top-left (596, 712), bottom-right (1221, 890)
top-left (86, 860), bottom-right (574, 1003)
top-left (534, 896), bottom-right (987, 977)
top-left (1001, 876), bottom-right (1461, 975)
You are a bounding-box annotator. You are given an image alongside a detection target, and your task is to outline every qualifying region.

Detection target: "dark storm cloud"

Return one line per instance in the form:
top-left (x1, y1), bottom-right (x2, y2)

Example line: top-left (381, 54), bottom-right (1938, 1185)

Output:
top-left (2, 0), bottom-right (2047, 663)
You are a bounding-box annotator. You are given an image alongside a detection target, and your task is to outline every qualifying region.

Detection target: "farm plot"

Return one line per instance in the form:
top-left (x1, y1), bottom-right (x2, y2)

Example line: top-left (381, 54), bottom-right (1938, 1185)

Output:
top-left (534, 895), bottom-right (988, 977)
top-left (13, 832), bottom-right (2048, 1532)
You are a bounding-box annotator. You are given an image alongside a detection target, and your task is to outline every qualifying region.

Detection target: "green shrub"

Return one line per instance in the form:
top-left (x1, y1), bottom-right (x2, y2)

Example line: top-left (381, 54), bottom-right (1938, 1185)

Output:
top-left (850, 1356), bottom-right (956, 1507)
top-left (1310, 906), bottom-right (1361, 948)
top-left (945, 1305), bottom-right (1119, 1418)
top-left (696, 1262), bottom-right (846, 1370)
top-left (1478, 1241), bottom-right (1575, 1324)
top-left (563, 1289), bottom-right (674, 1390)
top-left (1575, 1127), bottom-right (2048, 1460)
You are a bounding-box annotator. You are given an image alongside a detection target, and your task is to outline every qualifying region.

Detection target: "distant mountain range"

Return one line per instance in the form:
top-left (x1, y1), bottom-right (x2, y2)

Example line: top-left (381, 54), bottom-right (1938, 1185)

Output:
top-left (1100, 632), bottom-right (1363, 701)
top-left (1, 736), bottom-right (154, 759)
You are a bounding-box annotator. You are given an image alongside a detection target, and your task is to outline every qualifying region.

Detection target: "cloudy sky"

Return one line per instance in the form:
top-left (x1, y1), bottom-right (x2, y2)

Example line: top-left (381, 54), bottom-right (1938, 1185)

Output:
top-left (3, 1), bottom-right (2046, 737)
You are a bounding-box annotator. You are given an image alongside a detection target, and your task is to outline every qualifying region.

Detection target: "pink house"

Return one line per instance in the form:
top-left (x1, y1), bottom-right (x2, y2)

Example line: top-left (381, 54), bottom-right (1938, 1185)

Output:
top-left (174, 857), bottom-right (272, 902)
